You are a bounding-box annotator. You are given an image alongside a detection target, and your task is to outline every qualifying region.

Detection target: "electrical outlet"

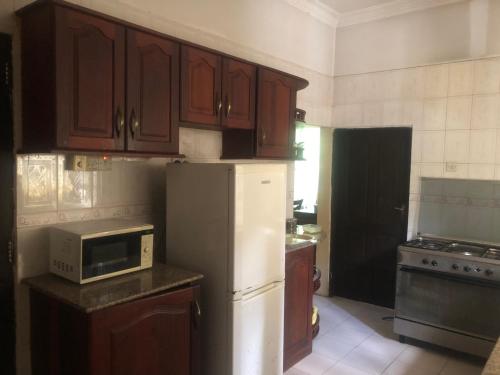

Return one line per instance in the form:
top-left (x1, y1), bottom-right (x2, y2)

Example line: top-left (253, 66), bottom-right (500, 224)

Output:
top-left (445, 162), bottom-right (458, 173)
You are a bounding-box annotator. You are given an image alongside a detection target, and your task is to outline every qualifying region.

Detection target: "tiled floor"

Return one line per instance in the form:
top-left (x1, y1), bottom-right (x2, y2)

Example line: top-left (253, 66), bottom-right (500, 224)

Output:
top-left (286, 296), bottom-right (485, 375)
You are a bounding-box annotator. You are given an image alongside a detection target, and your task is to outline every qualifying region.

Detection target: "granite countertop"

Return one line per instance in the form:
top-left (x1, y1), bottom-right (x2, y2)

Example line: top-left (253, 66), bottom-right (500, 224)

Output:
top-left (483, 338), bottom-right (500, 375)
top-left (24, 264), bottom-right (203, 313)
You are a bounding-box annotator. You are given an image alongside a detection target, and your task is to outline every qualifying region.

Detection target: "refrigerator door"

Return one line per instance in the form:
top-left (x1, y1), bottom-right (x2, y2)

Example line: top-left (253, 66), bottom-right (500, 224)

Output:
top-left (230, 281), bottom-right (284, 375)
top-left (231, 164), bottom-right (286, 293)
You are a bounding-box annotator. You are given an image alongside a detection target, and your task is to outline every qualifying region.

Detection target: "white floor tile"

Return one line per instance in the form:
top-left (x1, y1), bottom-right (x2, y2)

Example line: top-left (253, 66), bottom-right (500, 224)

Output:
top-left (338, 346), bottom-right (394, 374)
top-left (294, 353), bottom-right (337, 375)
top-left (290, 297), bottom-right (484, 375)
top-left (324, 362), bottom-right (372, 375)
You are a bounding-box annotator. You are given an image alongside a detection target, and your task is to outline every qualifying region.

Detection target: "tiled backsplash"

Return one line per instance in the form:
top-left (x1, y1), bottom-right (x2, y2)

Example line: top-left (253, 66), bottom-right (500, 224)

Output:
top-left (419, 178), bottom-right (500, 243)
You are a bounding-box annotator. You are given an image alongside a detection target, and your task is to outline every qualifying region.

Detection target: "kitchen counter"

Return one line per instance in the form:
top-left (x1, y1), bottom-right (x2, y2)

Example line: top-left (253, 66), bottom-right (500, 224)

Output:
top-left (286, 236), bottom-right (314, 252)
top-left (24, 263), bottom-right (203, 313)
top-left (483, 338), bottom-right (500, 375)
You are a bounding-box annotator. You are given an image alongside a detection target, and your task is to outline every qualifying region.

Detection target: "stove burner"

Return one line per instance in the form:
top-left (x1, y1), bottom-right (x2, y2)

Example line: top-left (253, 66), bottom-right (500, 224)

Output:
top-left (484, 248), bottom-right (500, 261)
top-left (445, 242), bottom-right (486, 257)
top-left (404, 239), bottom-right (448, 251)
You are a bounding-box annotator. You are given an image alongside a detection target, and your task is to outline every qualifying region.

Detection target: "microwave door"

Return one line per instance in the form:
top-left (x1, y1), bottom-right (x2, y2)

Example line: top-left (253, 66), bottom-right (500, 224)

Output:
top-left (82, 232), bottom-right (142, 282)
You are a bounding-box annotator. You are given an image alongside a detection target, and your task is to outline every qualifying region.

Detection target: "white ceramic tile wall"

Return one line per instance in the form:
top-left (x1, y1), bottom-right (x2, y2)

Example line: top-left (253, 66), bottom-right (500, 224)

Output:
top-left (332, 56), bottom-right (500, 237)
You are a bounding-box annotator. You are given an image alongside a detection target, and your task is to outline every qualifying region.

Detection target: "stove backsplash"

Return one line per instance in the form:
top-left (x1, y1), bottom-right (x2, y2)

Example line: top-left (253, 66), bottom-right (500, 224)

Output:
top-left (419, 177), bottom-right (500, 243)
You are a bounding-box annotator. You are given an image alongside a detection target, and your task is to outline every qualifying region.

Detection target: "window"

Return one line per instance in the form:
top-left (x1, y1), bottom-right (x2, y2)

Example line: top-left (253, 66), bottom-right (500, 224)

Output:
top-left (293, 125), bottom-right (320, 213)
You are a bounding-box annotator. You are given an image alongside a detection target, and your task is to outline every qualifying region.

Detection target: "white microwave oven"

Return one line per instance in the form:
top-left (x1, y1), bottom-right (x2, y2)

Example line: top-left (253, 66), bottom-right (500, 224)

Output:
top-left (49, 219), bottom-right (154, 284)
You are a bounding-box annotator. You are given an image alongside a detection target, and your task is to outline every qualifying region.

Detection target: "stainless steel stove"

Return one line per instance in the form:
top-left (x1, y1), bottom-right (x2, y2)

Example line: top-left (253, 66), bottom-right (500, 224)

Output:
top-left (394, 235), bottom-right (500, 358)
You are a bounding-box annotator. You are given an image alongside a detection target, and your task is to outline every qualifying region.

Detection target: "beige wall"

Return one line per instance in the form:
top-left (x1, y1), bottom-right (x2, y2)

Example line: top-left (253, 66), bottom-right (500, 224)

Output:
top-left (335, 0), bottom-right (500, 76)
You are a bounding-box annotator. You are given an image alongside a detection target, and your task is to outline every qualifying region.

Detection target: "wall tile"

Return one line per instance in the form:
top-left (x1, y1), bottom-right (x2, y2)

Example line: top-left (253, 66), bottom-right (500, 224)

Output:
top-left (464, 206), bottom-right (493, 240)
top-left (343, 104), bottom-right (363, 127)
top-left (473, 58), bottom-right (500, 95)
top-left (420, 163), bottom-right (444, 177)
top-left (468, 164), bottom-right (495, 180)
top-left (382, 100), bottom-right (404, 125)
top-left (448, 61), bottom-right (474, 96)
top-left (57, 156), bottom-right (93, 210)
top-left (421, 131), bottom-right (445, 163)
top-left (418, 201), bottom-right (442, 234)
top-left (444, 130), bottom-right (469, 163)
top-left (422, 99), bottom-right (447, 130)
top-left (403, 100), bottom-right (423, 129)
top-left (446, 96), bottom-right (472, 130)
top-left (443, 163), bottom-right (468, 179)
top-left (362, 102), bottom-right (383, 126)
top-left (17, 155), bottom-right (57, 214)
top-left (423, 64), bottom-right (449, 98)
top-left (441, 204), bottom-right (466, 237)
top-left (471, 94), bottom-right (500, 129)
top-left (469, 129), bottom-right (496, 163)
top-left (411, 131), bottom-right (422, 163)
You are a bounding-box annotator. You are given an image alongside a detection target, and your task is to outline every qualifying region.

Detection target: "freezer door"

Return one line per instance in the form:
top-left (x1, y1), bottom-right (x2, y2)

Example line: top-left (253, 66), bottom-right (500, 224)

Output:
top-left (231, 164), bottom-right (286, 293)
top-left (230, 282), bottom-right (284, 375)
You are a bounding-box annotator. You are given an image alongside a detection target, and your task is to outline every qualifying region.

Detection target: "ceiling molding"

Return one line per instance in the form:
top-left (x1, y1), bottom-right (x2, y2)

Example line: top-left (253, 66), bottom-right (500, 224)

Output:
top-left (284, 0), bottom-right (340, 27)
top-left (338, 0), bottom-right (467, 28)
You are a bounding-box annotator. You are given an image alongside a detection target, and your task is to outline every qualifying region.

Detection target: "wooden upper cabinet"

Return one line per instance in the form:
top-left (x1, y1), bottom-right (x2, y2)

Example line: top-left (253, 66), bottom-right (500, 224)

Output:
top-left (256, 68), bottom-right (297, 159)
top-left (55, 7), bottom-right (125, 151)
top-left (180, 46), bottom-right (222, 127)
top-left (221, 59), bottom-right (256, 130)
top-left (126, 29), bottom-right (179, 153)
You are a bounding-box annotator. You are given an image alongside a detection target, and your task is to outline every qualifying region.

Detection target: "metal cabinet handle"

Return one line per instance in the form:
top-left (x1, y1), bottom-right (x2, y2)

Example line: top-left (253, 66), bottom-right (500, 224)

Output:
top-left (195, 300), bottom-right (201, 317)
top-left (115, 107), bottom-right (124, 136)
top-left (394, 204), bottom-right (406, 212)
top-left (129, 109), bottom-right (140, 138)
top-left (260, 130), bottom-right (267, 145)
top-left (215, 93), bottom-right (222, 116)
top-left (192, 299), bottom-right (201, 330)
top-left (225, 95), bottom-right (231, 118)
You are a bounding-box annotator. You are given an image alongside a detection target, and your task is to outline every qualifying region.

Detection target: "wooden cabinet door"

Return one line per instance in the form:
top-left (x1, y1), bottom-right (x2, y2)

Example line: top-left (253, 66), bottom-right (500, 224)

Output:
top-left (127, 29), bottom-right (179, 154)
top-left (180, 46), bottom-right (222, 127)
top-left (89, 286), bottom-right (201, 375)
top-left (256, 69), bottom-right (296, 158)
top-left (54, 7), bottom-right (125, 151)
top-left (221, 58), bottom-right (256, 130)
top-left (284, 246), bottom-right (314, 370)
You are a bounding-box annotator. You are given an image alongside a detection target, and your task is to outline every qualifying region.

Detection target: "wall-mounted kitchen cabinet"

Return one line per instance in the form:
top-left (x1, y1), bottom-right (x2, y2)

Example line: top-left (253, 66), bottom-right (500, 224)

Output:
top-left (18, 0), bottom-right (307, 159)
top-left (222, 68), bottom-right (305, 159)
top-left (18, 2), bottom-right (179, 155)
top-left (179, 46), bottom-right (256, 131)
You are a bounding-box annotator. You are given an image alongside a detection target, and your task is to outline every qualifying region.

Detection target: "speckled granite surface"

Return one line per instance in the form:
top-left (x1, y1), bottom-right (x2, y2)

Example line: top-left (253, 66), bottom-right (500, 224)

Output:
top-left (483, 338), bottom-right (500, 375)
top-left (285, 238), bottom-right (313, 252)
top-left (24, 264), bottom-right (203, 313)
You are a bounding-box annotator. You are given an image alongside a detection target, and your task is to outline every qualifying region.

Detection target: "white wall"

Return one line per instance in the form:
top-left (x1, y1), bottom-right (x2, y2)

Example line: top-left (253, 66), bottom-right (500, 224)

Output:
top-left (0, 0), bottom-right (338, 373)
top-left (335, 0), bottom-right (500, 76)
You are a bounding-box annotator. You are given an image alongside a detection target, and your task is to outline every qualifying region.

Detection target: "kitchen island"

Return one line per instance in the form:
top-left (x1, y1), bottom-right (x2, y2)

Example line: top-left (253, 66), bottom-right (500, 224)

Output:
top-left (483, 338), bottom-right (500, 375)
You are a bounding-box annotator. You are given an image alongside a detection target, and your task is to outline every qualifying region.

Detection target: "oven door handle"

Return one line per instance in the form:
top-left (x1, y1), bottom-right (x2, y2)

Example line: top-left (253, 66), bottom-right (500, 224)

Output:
top-left (399, 266), bottom-right (500, 289)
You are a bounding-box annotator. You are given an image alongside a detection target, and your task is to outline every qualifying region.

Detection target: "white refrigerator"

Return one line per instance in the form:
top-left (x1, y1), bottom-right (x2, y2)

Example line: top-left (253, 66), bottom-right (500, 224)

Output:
top-left (166, 163), bottom-right (286, 375)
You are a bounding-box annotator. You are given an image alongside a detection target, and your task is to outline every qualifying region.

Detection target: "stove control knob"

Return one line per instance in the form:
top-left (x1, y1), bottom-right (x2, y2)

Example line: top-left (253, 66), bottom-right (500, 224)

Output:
top-left (463, 266), bottom-right (471, 272)
top-left (474, 267), bottom-right (481, 273)
top-left (422, 258), bottom-right (429, 265)
top-left (452, 264), bottom-right (459, 270)
top-left (485, 269), bottom-right (494, 276)
top-left (431, 260), bottom-right (438, 267)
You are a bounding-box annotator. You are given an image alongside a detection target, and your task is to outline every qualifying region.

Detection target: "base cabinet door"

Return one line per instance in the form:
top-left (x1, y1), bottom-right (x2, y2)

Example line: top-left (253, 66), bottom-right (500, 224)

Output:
top-left (30, 285), bottom-right (201, 375)
top-left (126, 29), bottom-right (179, 154)
top-left (284, 245), bottom-right (314, 370)
top-left (256, 68), bottom-right (296, 159)
top-left (55, 7), bottom-right (125, 151)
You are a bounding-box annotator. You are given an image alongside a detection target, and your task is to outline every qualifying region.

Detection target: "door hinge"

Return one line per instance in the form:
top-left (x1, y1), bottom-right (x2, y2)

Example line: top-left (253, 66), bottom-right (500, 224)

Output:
top-left (8, 240), bottom-right (14, 265)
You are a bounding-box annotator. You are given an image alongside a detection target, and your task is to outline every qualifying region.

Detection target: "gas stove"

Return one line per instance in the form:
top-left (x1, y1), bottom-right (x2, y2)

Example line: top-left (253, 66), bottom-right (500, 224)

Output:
top-left (398, 236), bottom-right (500, 283)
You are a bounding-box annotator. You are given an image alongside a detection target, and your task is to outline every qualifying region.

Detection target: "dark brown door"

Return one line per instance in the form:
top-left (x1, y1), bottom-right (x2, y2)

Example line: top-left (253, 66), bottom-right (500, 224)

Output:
top-left (256, 69), bottom-right (296, 158)
top-left (284, 245), bottom-right (314, 370)
top-left (89, 286), bottom-right (200, 375)
top-left (55, 7), bottom-right (125, 151)
top-left (180, 46), bottom-right (221, 127)
top-left (221, 58), bottom-right (256, 130)
top-left (331, 128), bottom-right (411, 308)
top-left (127, 30), bottom-right (179, 154)
top-left (0, 33), bottom-right (15, 375)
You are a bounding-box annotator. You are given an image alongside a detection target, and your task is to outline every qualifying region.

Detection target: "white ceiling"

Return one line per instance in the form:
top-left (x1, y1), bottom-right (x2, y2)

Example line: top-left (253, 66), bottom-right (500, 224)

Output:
top-left (321, 0), bottom-right (396, 13)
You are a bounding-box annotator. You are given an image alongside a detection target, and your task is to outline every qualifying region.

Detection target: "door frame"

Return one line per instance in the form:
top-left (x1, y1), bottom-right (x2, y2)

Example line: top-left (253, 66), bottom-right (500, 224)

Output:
top-left (0, 32), bottom-right (16, 374)
top-left (329, 127), bottom-right (412, 304)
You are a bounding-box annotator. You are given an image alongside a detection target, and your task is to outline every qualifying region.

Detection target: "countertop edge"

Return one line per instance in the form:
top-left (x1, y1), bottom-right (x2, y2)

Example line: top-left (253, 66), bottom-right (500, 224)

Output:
top-left (482, 338), bottom-right (500, 375)
top-left (285, 240), bottom-right (314, 253)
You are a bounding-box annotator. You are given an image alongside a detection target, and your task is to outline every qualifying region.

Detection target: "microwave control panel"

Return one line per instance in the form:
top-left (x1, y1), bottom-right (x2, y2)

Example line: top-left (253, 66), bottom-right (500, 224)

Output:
top-left (141, 234), bottom-right (154, 268)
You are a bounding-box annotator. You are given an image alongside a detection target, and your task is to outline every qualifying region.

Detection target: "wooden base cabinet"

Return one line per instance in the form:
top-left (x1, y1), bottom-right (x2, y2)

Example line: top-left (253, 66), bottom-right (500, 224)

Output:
top-left (30, 285), bottom-right (201, 375)
top-left (284, 245), bottom-right (314, 371)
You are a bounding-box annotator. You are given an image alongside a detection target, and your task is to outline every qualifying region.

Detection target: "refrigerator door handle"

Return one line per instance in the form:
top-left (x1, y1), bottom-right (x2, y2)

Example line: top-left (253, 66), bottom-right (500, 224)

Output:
top-left (240, 281), bottom-right (284, 301)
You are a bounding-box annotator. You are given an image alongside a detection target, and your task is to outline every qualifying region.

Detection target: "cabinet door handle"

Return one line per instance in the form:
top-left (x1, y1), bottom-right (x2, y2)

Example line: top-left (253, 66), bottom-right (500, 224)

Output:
top-left (115, 107), bottom-right (124, 137)
top-left (129, 109), bottom-right (140, 138)
top-left (193, 300), bottom-right (201, 329)
top-left (260, 130), bottom-right (267, 145)
top-left (215, 93), bottom-right (222, 116)
top-left (225, 95), bottom-right (231, 118)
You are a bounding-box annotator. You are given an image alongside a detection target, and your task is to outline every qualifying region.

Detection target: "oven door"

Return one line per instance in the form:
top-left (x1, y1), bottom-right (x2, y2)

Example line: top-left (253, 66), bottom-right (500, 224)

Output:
top-left (395, 266), bottom-right (500, 341)
top-left (81, 232), bottom-right (142, 282)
